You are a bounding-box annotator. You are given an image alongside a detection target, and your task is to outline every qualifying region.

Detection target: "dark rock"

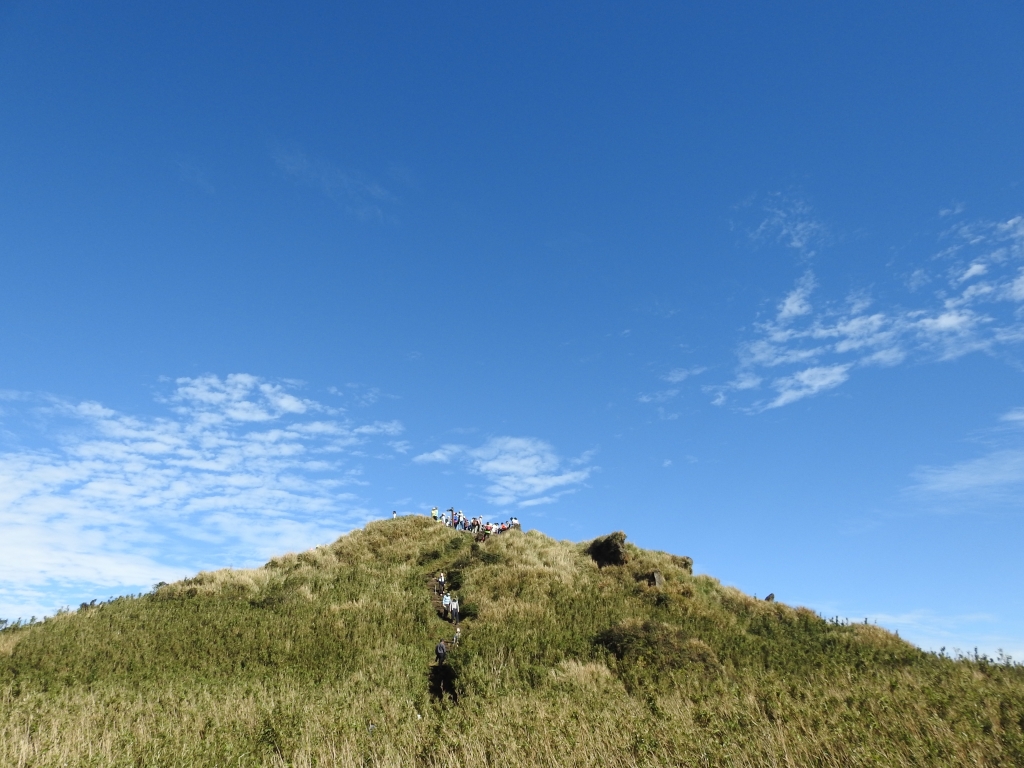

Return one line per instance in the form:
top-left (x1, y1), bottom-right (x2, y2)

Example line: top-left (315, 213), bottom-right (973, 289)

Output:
top-left (586, 532), bottom-right (629, 567)
top-left (764, 593), bottom-right (774, 602)
top-left (651, 570), bottom-right (665, 588)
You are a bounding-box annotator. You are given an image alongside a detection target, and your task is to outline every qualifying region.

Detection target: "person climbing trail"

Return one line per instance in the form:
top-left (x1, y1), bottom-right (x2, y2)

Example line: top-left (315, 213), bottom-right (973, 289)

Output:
top-left (435, 638), bottom-right (447, 665)
top-left (450, 594), bottom-right (460, 624)
top-left (452, 627), bottom-right (461, 647)
top-left (441, 591), bottom-right (451, 619)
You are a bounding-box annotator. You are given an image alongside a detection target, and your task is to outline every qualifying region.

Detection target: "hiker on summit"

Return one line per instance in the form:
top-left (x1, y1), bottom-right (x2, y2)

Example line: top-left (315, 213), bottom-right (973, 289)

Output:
top-left (441, 591), bottom-right (451, 619)
top-left (450, 594), bottom-right (460, 624)
top-left (431, 507), bottom-right (439, 522)
top-left (392, 510), bottom-right (397, 519)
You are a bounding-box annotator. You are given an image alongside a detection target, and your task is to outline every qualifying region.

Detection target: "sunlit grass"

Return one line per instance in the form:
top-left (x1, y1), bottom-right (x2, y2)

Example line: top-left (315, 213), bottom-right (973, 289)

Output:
top-left (2, 516), bottom-right (1022, 766)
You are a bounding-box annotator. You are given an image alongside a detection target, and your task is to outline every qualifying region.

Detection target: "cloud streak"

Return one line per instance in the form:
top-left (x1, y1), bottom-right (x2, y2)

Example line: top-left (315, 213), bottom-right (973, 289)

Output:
top-left (909, 406), bottom-right (1024, 503)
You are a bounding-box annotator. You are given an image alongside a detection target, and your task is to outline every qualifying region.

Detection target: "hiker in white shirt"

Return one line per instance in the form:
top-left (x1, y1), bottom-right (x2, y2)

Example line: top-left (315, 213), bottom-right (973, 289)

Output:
top-left (450, 595), bottom-right (460, 624)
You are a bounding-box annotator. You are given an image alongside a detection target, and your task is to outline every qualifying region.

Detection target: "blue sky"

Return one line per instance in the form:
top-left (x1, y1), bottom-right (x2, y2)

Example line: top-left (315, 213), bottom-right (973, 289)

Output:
top-left (2, 2), bottom-right (1023, 656)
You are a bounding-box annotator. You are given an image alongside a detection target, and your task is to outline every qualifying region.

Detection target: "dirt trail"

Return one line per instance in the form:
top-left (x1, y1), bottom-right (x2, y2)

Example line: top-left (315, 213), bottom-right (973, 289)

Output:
top-left (425, 569), bottom-right (460, 702)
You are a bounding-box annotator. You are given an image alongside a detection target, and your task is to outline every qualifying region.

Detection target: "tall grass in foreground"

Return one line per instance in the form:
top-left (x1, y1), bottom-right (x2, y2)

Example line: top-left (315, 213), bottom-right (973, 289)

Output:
top-left (2, 517), bottom-right (1022, 766)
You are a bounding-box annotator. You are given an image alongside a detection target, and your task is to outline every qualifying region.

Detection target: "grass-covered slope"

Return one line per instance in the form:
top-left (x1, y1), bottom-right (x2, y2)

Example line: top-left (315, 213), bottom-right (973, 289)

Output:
top-left (2, 516), bottom-right (1023, 766)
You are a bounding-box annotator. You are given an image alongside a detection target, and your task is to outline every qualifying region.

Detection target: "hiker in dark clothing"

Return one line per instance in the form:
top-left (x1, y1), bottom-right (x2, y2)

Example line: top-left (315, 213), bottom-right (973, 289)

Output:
top-left (435, 638), bottom-right (448, 665)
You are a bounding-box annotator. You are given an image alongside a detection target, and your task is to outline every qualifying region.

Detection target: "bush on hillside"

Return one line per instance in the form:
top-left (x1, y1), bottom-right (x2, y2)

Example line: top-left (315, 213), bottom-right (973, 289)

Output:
top-left (585, 531), bottom-right (629, 567)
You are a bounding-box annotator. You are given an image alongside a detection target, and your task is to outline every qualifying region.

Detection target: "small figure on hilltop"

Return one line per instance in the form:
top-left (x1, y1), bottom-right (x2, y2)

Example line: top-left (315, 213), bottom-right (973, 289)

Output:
top-left (435, 638), bottom-right (448, 665)
top-left (392, 510), bottom-right (397, 519)
top-left (431, 507), bottom-right (439, 522)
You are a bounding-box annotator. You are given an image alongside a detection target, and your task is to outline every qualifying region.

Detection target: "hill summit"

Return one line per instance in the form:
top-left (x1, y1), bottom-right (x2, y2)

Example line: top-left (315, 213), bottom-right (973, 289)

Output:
top-left (2, 516), bottom-right (1023, 766)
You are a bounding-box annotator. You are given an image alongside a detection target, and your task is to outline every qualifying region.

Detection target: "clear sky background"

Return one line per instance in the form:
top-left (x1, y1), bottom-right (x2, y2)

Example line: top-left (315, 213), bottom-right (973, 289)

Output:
top-left (2, 2), bottom-right (1023, 656)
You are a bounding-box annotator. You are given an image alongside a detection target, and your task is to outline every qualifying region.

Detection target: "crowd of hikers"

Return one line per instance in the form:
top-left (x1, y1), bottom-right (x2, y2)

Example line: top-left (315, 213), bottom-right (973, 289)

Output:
top-left (426, 506), bottom-right (519, 666)
top-left (429, 506), bottom-right (520, 536)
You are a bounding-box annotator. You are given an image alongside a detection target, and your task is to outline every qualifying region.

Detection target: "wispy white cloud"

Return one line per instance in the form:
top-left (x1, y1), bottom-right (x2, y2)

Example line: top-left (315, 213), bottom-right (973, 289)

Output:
top-left (412, 444), bottom-right (464, 464)
top-left (663, 366), bottom-right (706, 384)
top-left (913, 450), bottom-right (1024, 496)
top-left (274, 148), bottom-right (393, 220)
top-left (767, 364), bottom-right (851, 409)
top-left (1001, 407), bottom-right (1024, 425)
top-left (777, 271), bottom-right (816, 319)
top-left (0, 375), bottom-right (404, 619)
top-left (414, 437), bottom-right (593, 507)
top-left (638, 367), bottom-right (706, 405)
top-left (750, 196), bottom-right (829, 256)
top-left (715, 213), bottom-right (1024, 410)
top-left (637, 389), bottom-right (679, 404)
top-left (908, 405), bottom-right (1024, 506)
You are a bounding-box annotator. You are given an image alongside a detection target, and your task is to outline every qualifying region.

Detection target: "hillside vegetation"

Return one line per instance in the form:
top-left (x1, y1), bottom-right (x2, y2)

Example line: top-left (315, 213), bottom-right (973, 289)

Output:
top-left (2, 516), bottom-right (1023, 767)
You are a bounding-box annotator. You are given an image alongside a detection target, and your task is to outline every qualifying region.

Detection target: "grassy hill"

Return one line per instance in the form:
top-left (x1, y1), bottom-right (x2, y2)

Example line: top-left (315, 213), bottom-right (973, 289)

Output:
top-left (2, 516), bottom-right (1023, 766)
